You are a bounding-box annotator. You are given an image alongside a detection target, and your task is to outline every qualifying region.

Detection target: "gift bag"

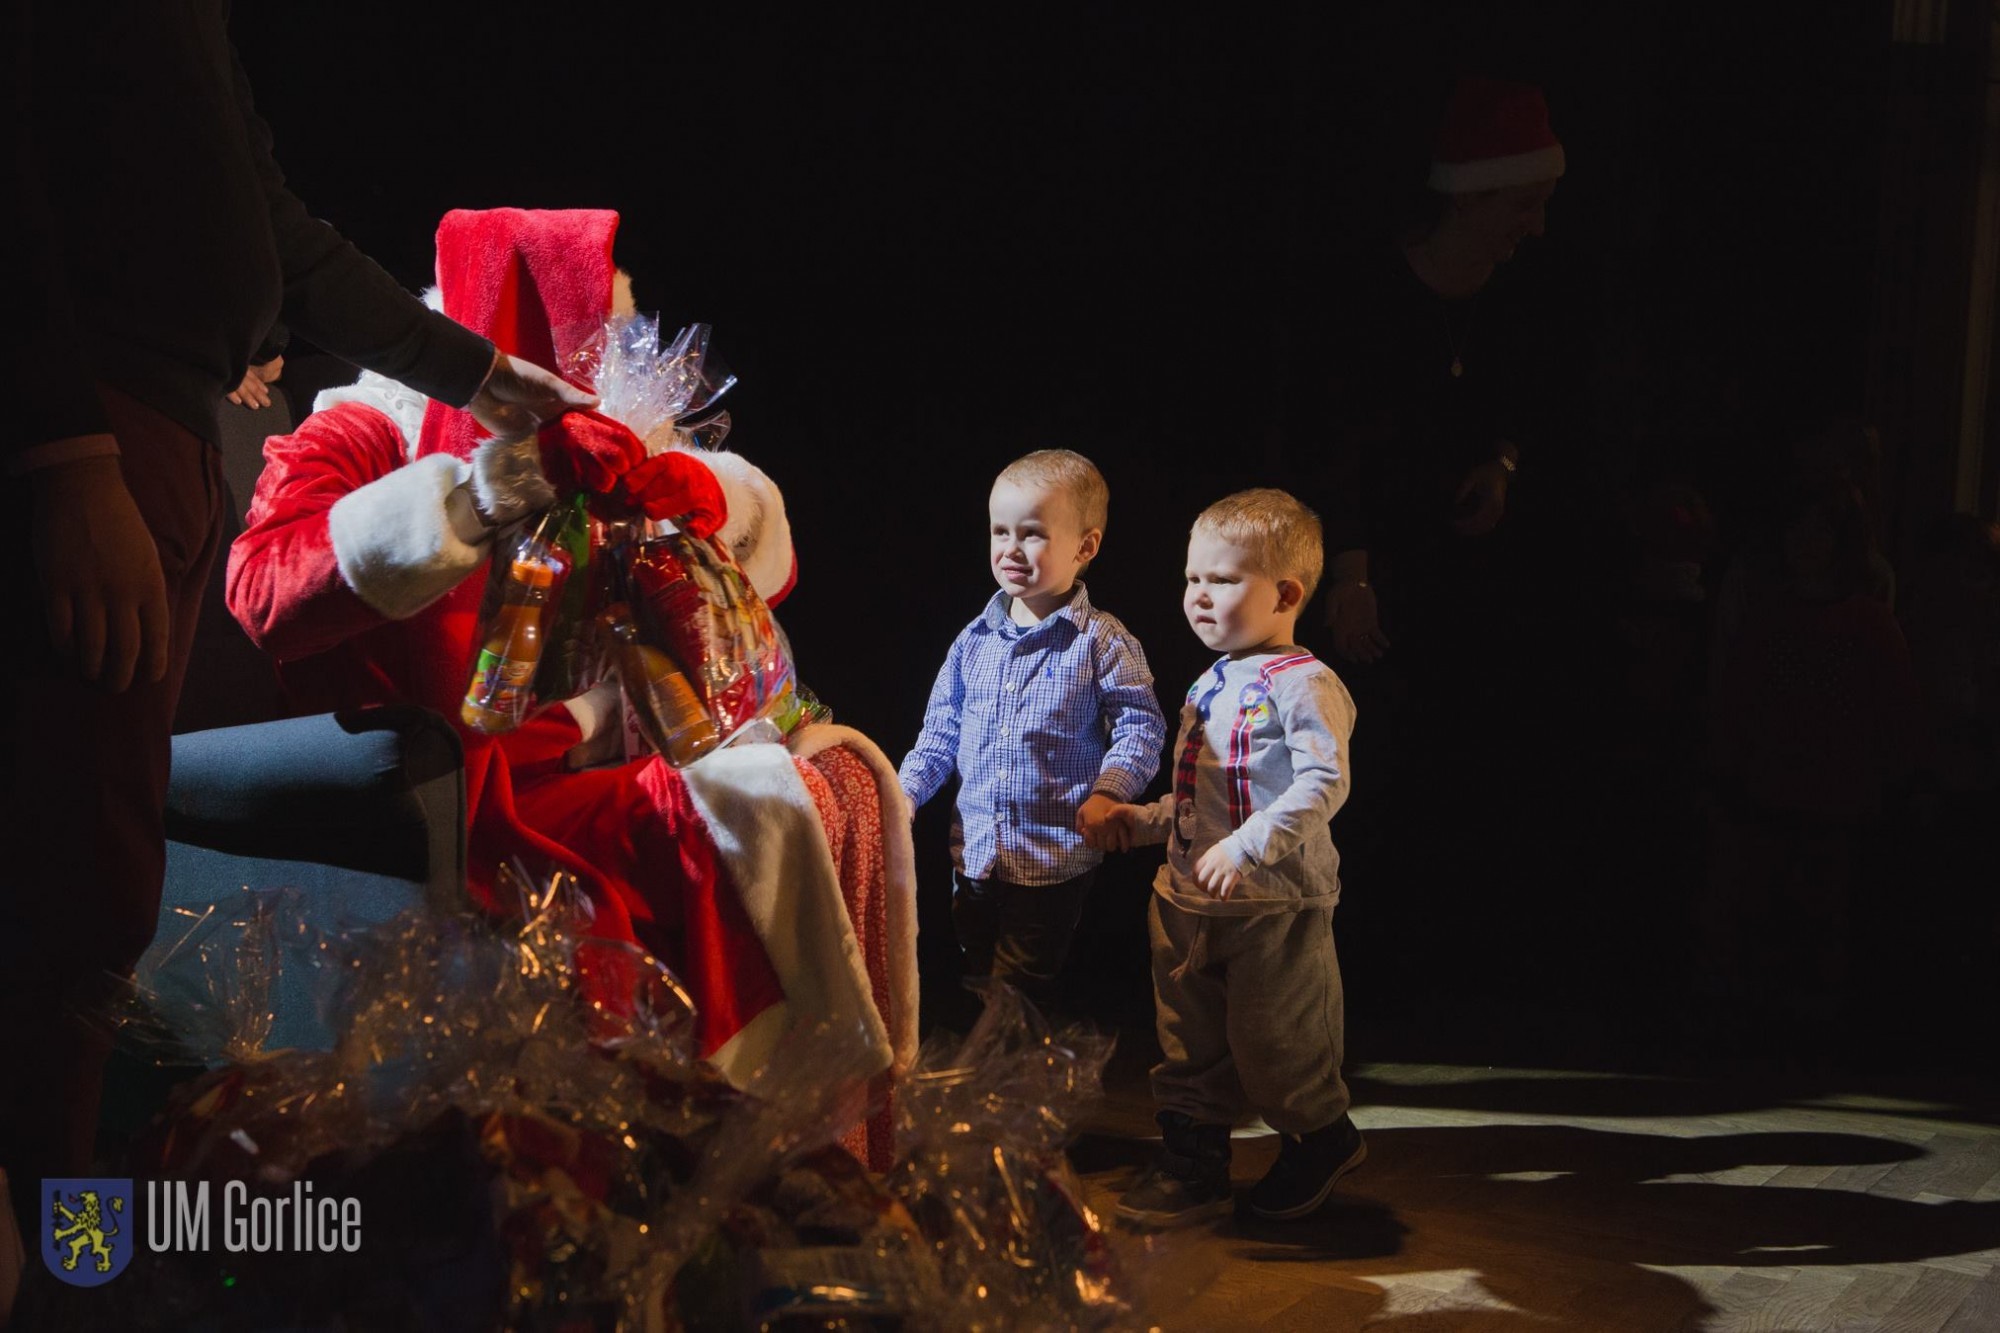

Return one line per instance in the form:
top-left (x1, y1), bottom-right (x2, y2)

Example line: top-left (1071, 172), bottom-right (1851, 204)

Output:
top-left (610, 528), bottom-right (802, 765)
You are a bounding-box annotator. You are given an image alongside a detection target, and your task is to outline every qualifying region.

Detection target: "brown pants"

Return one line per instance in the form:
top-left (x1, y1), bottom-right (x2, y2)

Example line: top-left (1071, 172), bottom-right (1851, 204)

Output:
top-left (1149, 895), bottom-right (1350, 1135)
top-left (1, 387), bottom-right (224, 1230)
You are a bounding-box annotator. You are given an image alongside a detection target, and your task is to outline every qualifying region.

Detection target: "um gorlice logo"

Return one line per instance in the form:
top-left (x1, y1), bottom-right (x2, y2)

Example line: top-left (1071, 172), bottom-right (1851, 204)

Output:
top-left (37, 1176), bottom-right (367, 1296)
top-left (43, 1178), bottom-right (132, 1287)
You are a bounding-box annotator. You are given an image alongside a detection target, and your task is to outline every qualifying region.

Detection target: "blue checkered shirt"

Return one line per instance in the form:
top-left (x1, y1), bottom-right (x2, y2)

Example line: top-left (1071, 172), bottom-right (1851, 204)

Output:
top-left (899, 584), bottom-right (1167, 884)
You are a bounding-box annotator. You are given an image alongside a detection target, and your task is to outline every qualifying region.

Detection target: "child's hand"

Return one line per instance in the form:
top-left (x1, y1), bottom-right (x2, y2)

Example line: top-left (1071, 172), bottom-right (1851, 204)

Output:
top-left (1077, 794), bottom-right (1133, 852)
top-left (1193, 845), bottom-right (1242, 900)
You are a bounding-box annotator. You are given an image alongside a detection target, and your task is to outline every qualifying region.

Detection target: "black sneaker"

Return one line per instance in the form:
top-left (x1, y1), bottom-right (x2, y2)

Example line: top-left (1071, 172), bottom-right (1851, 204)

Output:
top-left (1248, 1114), bottom-right (1366, 1220)
top-left (1115, 1112), bottom-right (1233, 1228)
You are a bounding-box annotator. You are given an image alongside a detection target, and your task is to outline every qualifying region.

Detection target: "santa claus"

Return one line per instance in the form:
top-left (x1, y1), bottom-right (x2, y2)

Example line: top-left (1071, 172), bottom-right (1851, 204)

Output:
top-left (226, 209), bottom-right (914, 1155)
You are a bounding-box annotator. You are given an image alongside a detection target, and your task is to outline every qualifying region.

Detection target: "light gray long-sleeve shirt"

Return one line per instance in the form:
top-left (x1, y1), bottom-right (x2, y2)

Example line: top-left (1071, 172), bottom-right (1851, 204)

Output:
top-left (1132, 648), bottom-right (1355, 917)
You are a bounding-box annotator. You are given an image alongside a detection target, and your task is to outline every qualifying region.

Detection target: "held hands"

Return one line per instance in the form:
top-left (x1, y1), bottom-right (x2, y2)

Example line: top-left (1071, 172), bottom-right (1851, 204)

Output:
top-left (1076, 794), bottom-right (1136, 851)
top-left (32, 453), bottom-right (170, 693)
top-left (1193, 844), bottom-right (1242, 900)
top-left (1325, 580), bottom-right (1389, 664)
top-left (1074, 795), bottom-right (1242, 897)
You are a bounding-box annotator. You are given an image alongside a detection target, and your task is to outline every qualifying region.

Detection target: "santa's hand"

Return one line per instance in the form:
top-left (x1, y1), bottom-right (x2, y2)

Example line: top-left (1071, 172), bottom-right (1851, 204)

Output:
top-left (558, 681), bottom-right (627, 769)
top-left (468, 350), bottom-right (597, 439)
top-left (1193, 845), bottom-right (1242, 900)
top-left (469, 435), bottom-right (559, 528)
top-left (620, 450), bottom-right (728, 534)
top-left (32, 453), bottom-right (171, 693)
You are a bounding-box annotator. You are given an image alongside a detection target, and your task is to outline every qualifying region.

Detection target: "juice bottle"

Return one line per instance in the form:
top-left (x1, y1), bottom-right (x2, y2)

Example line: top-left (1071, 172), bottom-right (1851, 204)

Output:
top-left (600, 602), bottom-right (719, 765)
top-left (461, 551), bottom-right (560, 734)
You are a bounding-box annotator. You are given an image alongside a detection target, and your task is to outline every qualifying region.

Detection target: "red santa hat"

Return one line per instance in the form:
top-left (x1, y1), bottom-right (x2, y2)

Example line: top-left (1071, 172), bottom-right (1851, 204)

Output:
top-left (419, 207), bottom-right (797, 604)
top-left (418, 207), bottom-right (620, 464)
top-left (1427, 78), bottom-right (1566, 194)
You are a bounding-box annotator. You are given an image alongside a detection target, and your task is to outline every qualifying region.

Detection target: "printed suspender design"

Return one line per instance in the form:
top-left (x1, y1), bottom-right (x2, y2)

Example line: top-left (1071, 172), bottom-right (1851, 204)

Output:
top-left (1225, 652), bottom-right (1315, 828)
top-left (1172, 653), bottom-right (1317, 851)
top-left (1171, 661), bottom-right (1231, 853)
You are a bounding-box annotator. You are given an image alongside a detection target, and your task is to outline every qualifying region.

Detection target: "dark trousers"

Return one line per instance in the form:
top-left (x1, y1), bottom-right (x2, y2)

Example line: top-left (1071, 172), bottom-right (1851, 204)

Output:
top-left (950, 867), bottom-right (1096, 1009)
top-left (2, 387), bottom-right (224, 1242)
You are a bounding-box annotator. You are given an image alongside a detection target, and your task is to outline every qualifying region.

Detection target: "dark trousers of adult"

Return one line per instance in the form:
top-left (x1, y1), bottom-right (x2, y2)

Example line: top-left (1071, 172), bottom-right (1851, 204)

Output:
top-left (1, 387), bottom-right (224, 1250)
top-left (950, 868), bottom-right (1095, 1012)
top-left (1306, 522), bottom-right (1540, 995)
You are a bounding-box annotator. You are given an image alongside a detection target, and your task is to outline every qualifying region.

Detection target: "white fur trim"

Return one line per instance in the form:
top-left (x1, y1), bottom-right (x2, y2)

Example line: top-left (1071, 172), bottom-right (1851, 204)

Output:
top-left (327, 453), bottom-right (488, 619)
top-left (1428, 143), bottom-right (1566, 194)
top-left (707, 1000), bottom-right (794, 1087)
top-left (787, 723), bottom-right (920, 1077)
top-left (680, 744), bottom-right (892, 1085)
top-left (313, 369), bottom-right (429, 462)
top-left (696, 450), bottom-right (795, 604)
top-left (561, 681), bottom-right (623, 743)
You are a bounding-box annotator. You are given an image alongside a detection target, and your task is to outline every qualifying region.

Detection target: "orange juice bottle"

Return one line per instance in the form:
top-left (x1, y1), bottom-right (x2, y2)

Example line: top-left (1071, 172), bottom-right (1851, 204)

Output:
top-left (461, 553), bottom-right (559, 734)
top-left (600, 603), bottom-right (719, 765)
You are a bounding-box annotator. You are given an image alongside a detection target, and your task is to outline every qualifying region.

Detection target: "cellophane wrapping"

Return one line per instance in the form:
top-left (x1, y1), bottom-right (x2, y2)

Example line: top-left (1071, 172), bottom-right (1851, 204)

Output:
top-left (461, 315), bottom-right (810, 763)
top-left (565, 316), bottom-right (737, 454)
top-left (96, 884), bottom-right (1183, 1329)
top-left (617, 527), bottom-right (802, 755)
top-left (883, 983), bottom-right (1152, 1331)
top-left (95, 871), bottom-right (884, 1328)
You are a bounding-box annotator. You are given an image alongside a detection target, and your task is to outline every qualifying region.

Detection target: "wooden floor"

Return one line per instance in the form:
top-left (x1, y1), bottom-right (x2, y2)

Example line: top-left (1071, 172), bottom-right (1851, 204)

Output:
top-left (1072, 1059), bottom-right (2000, 1332)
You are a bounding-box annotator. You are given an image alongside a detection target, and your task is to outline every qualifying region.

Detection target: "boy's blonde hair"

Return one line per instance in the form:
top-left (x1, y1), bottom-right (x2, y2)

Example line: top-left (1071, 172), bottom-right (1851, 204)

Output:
top-left (995, 449), bottom-right (1109, 535)
top-left (1191, 488), bottom-right (1324, 602)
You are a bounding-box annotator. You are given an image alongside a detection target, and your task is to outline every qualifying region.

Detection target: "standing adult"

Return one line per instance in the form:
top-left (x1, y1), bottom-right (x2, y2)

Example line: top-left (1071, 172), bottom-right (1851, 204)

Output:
top-left (1, 0), bottom-right (589, 1262)
top-left (1287, 77), bottom-right (1567, 988)
top-left (1311, 77), bottom-right (1564, 671)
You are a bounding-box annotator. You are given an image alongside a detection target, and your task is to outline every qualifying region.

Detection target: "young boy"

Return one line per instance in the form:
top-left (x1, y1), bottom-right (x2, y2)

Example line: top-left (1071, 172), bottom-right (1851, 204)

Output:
top-left (899, 450), bottom-right (1167, 1010)
top-left (1104, 488), bottom-right (1363, 1226)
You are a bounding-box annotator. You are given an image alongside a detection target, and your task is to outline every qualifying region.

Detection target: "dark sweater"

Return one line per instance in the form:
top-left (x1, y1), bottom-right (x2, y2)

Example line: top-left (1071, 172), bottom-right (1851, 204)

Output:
top-left (8, 0), bottom-right (493, 457)
top-left (1290, 248), bottom-right (1536, 559)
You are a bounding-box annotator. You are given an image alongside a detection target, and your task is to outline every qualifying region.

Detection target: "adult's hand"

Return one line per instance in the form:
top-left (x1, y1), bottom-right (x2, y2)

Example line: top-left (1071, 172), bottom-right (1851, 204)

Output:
top-left (1452, 458), bottom-right (1512, 537)
top-left (1325, 580), bottom-right (1389, 663)
top-left (227, 356), bottom-right (285, 410)
top-left (31, 452), bottom-right (170, 692)
top-left (467, 349), bottom-right (598, 438)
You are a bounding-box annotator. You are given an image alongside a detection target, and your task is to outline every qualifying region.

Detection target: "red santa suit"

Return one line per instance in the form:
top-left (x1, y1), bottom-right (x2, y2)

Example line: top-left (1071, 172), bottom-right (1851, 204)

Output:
top-left (226, 210), bottom-right (915, 1127)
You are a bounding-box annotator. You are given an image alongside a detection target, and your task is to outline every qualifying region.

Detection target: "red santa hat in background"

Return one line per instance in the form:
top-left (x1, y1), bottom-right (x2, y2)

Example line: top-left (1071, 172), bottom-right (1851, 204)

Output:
top-left (1427, 77), bottom-right (1566, 194)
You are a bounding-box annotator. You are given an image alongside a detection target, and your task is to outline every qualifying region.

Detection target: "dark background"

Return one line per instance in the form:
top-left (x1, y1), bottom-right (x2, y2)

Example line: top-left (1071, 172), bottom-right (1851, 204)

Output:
top-left (225, 1), bottom-right (1992, 1075)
